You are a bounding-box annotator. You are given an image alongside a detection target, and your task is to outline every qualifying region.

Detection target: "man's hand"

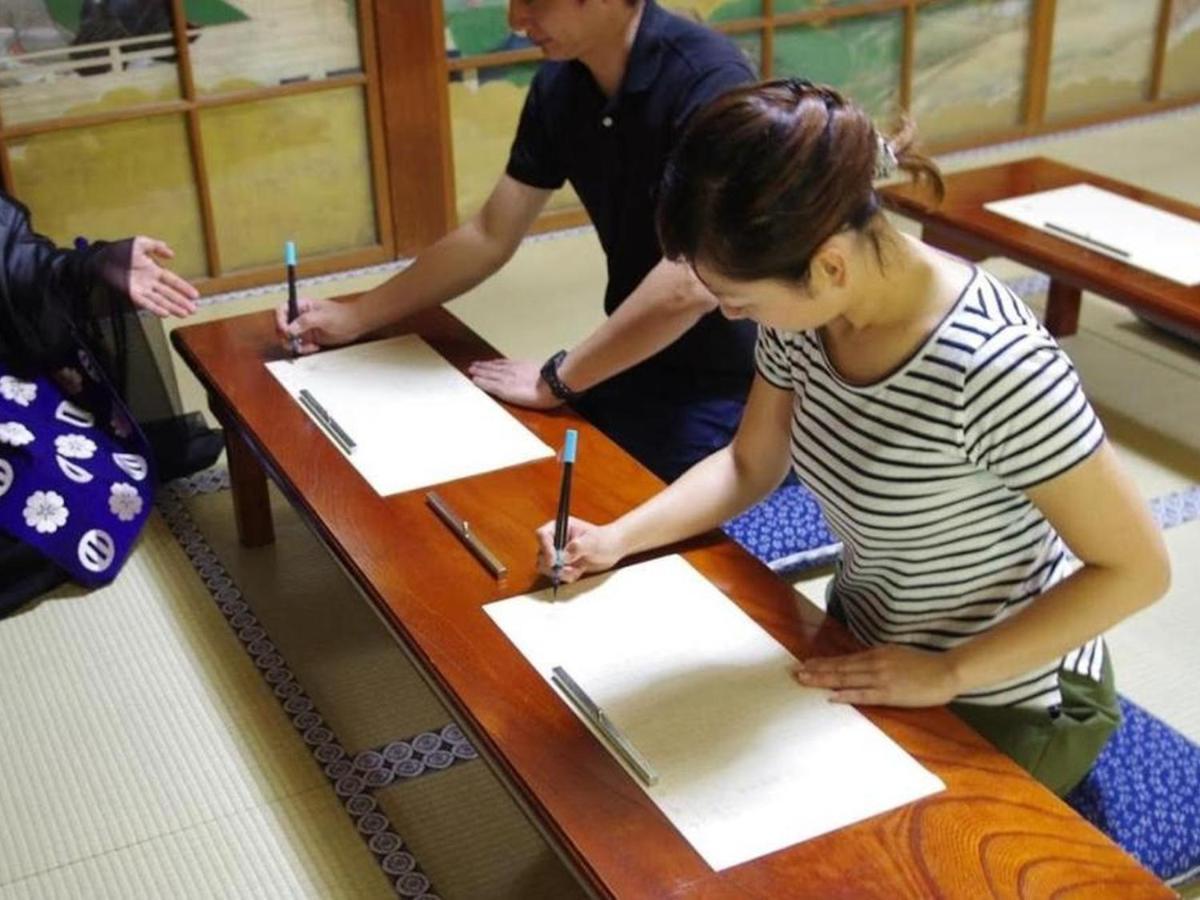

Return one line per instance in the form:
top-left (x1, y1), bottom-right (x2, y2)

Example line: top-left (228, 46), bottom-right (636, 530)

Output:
top-left (126, 237), bottom-right (199, 318)
top-left (469, 358), bottom-right (562, 409)
top-left (792, 645), bottom-right (961, 707)
top-left (535, 516), bottom-right (624, 585)
top-left (274, 296), bottom-right (364, 355)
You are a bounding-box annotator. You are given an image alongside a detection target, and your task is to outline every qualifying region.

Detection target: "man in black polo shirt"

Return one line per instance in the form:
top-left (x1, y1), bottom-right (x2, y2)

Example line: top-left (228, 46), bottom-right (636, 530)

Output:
top-left (277, 0), bottom-right (756, 482)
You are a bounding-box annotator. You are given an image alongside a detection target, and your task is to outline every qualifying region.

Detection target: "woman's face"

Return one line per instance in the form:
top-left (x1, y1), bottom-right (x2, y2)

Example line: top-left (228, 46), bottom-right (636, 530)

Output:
top-left (692, 245), bottom-right (850, 333)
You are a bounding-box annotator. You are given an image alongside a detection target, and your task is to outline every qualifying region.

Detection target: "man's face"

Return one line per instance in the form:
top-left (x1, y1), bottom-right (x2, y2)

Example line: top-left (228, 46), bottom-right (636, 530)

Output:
top-left (508, 0), bottom-right (605, 61)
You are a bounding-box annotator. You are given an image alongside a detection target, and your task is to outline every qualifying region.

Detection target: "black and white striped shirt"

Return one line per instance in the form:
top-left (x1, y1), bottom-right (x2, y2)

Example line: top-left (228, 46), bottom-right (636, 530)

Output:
top-left (756, 268), bottom-right (1106, 709)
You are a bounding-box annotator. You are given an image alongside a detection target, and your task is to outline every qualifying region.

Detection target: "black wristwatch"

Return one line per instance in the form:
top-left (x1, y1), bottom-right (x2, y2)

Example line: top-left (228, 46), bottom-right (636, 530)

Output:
top-left (539, 349), bottom-right (583, 403)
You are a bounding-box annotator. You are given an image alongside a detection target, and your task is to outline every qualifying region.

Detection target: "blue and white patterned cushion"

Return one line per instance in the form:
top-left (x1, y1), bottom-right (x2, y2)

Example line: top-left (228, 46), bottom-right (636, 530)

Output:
top-left (1067, 696), bottom-right (1200, 884)
top-left (723, 482), bottom-right (841, 573)
top-left (1149, 485), bottom-right (1200, 531)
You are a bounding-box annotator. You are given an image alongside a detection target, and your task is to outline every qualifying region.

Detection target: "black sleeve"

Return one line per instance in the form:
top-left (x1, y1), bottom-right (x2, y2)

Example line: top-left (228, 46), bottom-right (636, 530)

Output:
top-left (0, 191), bottom-right (130, 368)
top-left (505, 73), bottom-right (567, 191)
top-left (671, 59), bottom-right (755, 135)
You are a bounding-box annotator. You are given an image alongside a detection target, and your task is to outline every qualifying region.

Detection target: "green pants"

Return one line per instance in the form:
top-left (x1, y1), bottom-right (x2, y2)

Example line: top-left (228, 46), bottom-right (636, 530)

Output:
top-left (951, 655), bottom-right (1120, 796)
top-left (826, 587), bottom-right (1119, 796)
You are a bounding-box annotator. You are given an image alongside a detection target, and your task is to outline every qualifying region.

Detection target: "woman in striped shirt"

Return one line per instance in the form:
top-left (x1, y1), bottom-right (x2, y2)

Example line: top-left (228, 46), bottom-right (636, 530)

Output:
top-left (535, 79), bottom-right (1170, 794)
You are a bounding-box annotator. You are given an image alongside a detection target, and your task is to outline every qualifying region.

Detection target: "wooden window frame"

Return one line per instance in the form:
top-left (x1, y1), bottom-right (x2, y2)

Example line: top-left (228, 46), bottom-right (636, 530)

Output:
top-left (3, 1), bottom-right (1193, 292)
top-left (0, 0), bottom-right (396, 295)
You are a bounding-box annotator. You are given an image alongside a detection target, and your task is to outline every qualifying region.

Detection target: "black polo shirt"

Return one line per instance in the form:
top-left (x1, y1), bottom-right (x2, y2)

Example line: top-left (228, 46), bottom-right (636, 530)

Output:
top-left (506, 0), bottom-right (756, 399)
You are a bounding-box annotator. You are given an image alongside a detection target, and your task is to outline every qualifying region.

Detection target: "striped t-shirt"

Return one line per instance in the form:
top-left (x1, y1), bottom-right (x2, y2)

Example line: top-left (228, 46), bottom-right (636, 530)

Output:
top-left (755, 268), bottom-right (1106, 709)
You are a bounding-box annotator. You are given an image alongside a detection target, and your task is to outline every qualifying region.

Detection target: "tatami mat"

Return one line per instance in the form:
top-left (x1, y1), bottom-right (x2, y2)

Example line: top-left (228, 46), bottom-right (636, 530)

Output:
top-left (0, 788), bottom-right (390, 900)
top-left (1107, 519), bottom-right (1200, 747)
top-left (373, 765), bottom-right (586, 900)
top-left (0, 514), bottom-right (388, 896)
top-left (180, 479), bottom-right (587, 898)
top-left (185, 484), bottom-right (452, 753)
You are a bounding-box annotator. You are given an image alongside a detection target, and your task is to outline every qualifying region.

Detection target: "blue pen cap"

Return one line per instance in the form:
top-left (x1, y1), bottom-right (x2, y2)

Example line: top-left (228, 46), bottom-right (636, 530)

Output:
top-left (563, 429), bottom-right (578, 464)
top-left (285, 241), bottom-right (297, 266)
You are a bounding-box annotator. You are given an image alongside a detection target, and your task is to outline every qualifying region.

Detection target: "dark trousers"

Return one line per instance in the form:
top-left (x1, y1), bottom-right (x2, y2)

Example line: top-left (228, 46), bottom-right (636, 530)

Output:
top-left (574, 383), bottom-right (746, 483)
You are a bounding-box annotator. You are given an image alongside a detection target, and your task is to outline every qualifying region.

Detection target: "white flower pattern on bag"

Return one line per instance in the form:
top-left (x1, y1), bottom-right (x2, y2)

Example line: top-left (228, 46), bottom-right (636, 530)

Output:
top-left (0, 375), bottom-right (37, 407)
top-left (23, 490), bottom-right (68, 533)
top-left (55, 433), bottom-right (97, 459)
top-left (0, 422), bottom-right (34, 447)
top-left (108, 482), bottom-right (143, 522)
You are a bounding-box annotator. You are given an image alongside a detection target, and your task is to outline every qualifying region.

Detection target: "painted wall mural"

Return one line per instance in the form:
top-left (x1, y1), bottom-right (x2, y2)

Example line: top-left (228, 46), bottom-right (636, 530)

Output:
top-left (1046, 0), bottom-right (1159, 120)
top-left (912, 0), bottom-right (1031, 143)
top-left (773, 13), bottom-right (903, 122)
top-left (1164, 0), bottom-right (1200, 98)
top-left (2, 0), bottom-right (375, 278)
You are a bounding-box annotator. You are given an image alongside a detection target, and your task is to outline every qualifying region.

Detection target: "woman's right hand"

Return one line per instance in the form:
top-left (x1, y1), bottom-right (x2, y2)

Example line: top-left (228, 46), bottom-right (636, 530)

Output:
top-left (274, 296), bottom-right (364, 354)
top-left (535, 517), bottom-right (625, 585)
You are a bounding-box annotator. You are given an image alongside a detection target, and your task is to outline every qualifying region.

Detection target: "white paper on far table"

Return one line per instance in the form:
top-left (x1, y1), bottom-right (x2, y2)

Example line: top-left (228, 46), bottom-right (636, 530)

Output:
top-left (266, 335), bottom-right (553, 496)
top-left (985, 183), bottom-right (1200, 285)
top-left (484, 555), bottom-right (945, 871)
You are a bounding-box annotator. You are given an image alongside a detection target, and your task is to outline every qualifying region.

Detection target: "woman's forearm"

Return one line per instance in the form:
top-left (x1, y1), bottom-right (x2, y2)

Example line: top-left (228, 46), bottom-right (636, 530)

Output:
top-left (946, 558), bottom-right (1169, 694)
top-left (609, 443), bottom-right (782, 559)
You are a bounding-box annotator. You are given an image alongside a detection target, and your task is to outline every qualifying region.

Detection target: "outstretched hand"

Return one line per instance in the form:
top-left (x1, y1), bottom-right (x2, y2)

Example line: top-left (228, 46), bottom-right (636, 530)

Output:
top-left (792, 644), bottom-right (961, 707)
top-left (534, 516), bottom-right (624, 586)
top-left (469, 358), bottom-right (562, 409)
top-left (126, 237), bottom-right (199, 318)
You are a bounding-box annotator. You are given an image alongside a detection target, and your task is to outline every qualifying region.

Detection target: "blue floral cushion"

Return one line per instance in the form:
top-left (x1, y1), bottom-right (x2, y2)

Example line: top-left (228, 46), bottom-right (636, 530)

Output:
top-left (723, 482), bottom-right (840, 573)
top-left (1067, 697), bottom-right (1200, 884)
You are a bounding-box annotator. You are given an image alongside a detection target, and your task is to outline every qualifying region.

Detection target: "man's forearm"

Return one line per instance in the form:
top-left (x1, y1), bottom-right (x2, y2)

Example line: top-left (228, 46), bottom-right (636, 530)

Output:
top-left (353, 219), bottom-right (513, 335)
top-left (557, 258), bottom-right (714, 392)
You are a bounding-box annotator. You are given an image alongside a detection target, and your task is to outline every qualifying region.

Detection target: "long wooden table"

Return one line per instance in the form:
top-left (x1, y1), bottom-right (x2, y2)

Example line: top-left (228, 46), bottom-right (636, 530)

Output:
top-left (880, 156), bottom-right (1200, 338)
top-left (172, 306), bottom-right (1169, 898)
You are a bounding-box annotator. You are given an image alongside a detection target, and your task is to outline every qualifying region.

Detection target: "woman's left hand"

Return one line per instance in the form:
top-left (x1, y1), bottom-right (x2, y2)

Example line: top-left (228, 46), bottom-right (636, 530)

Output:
top-left (792, 644), bottom-right (961, 707)
top-left (126, 237), bottom-right (199, 318)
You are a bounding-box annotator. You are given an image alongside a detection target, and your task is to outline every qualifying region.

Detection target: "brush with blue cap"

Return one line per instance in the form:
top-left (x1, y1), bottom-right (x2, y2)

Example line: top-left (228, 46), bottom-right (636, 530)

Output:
top-left (552, 428), bottom-right (578, 597)
top-left (285, 241), bottom-right (300, 357)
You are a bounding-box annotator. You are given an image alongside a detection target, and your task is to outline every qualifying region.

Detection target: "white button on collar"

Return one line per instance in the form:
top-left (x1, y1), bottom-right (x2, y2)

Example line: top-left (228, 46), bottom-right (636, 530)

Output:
top-left (601, 116), bottom-right (614, 128)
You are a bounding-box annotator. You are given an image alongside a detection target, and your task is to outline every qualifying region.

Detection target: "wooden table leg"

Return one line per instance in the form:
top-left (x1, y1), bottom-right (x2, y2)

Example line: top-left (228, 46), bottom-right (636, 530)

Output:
top-left (1044, 279), bottom-right (1082, 338)
top-left (211, 397), bottom-right (275, 547)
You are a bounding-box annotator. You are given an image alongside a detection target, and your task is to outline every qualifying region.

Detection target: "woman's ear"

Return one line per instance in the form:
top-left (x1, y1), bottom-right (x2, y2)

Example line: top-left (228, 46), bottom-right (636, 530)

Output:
top-left (812, 241), bottom-right (848, 290)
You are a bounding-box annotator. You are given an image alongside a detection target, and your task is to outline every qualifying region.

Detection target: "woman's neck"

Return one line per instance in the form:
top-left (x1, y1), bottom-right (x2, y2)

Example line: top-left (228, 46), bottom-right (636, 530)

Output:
top-left (820, 231), bottom-right (972, 385)
top-left (834, 231), bottom-right (954, 335)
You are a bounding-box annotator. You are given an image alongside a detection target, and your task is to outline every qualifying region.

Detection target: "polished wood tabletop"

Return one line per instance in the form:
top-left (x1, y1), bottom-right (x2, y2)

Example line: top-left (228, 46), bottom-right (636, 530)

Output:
top-left (172, 306), bottom-right (1169, 898)
top-left (880, 156), bottom-right (1200, 338)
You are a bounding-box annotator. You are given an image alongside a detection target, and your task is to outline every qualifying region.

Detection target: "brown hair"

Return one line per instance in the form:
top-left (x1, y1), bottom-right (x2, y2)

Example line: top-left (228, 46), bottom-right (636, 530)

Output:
top-left (657, 79), bottom-right (943, 284)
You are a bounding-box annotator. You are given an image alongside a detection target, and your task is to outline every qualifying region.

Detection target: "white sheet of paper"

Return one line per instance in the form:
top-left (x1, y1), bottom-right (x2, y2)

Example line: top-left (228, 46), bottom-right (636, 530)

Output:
top-left (985, 183), bottom-right (1200, 285)
top-left (485, 555), bottom-right (944, 871)
top-left (266, 335), bottom-right (553, 496)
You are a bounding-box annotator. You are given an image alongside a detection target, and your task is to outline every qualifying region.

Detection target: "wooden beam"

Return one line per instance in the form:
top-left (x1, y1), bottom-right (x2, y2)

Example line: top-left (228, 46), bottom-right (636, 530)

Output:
top-left (170, 0), bottom-right (221, 278)
top-left (357, 0), bottom-right (396, 257)
top-left (900, 0), bottom-right (916, 114)
top-left (761, 0), bottom-right (775, 79)
top-left (373, 0), bottom-right (455, 253)
top-left (1149, 0), bottom-right (1174, 101)
top-left (1024, 0), bottom-right (1057, 125)
top-left (0, 100), bottom-right (12, 195)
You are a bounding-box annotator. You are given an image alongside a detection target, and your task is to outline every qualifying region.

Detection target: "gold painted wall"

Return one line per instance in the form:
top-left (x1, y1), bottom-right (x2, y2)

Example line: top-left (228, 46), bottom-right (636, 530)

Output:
top-left (913, 0), bottom-right (1031, 144)
top-left (1163, 0), bottom-right (1200, 98)
top-left (1, 0), bottom-right (378, 280)
top-left (1046, 0), bottom-right (1159, 120)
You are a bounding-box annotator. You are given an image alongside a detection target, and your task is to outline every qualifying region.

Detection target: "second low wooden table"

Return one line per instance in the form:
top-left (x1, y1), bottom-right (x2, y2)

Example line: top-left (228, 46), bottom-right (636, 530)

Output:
top-left (880, 156), bottom-right (1200, 338)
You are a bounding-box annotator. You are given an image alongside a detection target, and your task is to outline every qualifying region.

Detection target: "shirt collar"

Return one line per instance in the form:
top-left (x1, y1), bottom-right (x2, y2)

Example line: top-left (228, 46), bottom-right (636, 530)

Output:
top-left (622, 0), bottom-right (665, 95)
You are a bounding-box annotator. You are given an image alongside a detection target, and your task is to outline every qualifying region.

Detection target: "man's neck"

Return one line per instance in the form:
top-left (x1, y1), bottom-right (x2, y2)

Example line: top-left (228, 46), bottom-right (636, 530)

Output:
top-left (579, 1), bottom-right (645, 98)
